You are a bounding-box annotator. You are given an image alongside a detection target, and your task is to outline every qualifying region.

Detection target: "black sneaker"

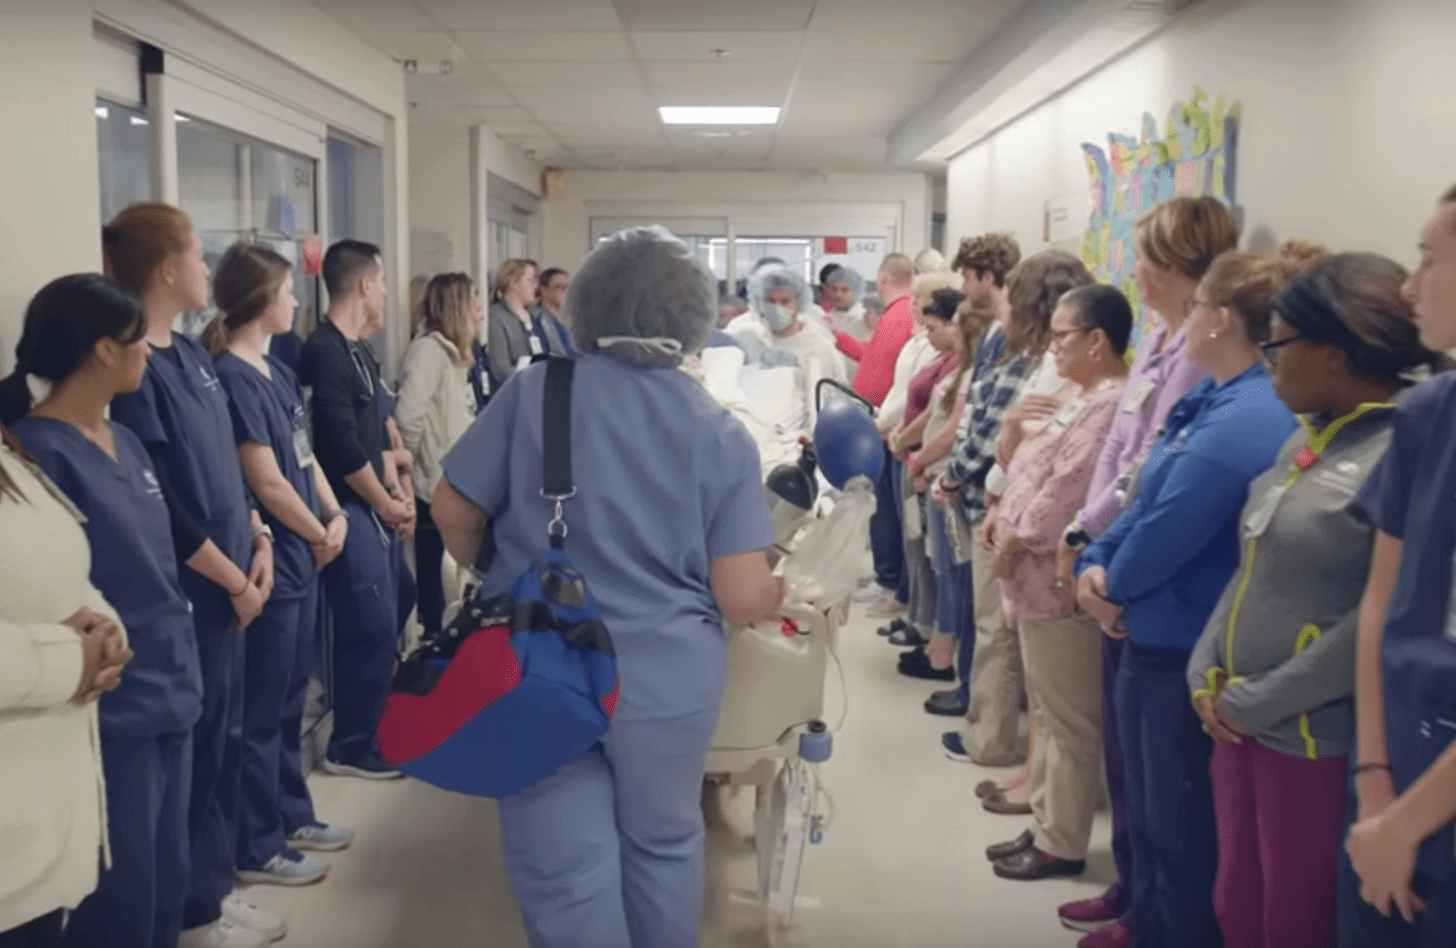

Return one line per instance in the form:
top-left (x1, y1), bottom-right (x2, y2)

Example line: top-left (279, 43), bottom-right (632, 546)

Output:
top-left (924, 689), bottom-right (968, 717)
top-left (877, 618), bottom-right (907, 637)
top-left (322, 749), bottom-right (404, 781)
top-left (897, 650), bottom-right (956, 681)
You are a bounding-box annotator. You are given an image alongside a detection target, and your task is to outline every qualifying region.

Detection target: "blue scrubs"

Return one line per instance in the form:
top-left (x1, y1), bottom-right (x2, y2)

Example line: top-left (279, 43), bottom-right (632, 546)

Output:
top-left (112, 333), bottom-right (254, 930)
top-left (441, 354), bottom-right (771, 947)
top-left (1343, 374), bottom-right (1456, 948)
top-left (10, 418), bottom-right (203, 948)
top-left (215, 352), bottom-right (321, 869)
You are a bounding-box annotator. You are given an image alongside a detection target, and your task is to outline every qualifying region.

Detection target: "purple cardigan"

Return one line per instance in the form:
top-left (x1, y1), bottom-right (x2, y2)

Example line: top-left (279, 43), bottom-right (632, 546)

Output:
top-left (1072, 324), bottom-right (1208, 538)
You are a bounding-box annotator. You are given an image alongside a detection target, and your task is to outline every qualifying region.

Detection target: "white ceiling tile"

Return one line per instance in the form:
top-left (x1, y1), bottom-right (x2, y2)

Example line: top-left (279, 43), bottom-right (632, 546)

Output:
top-left (452, 30), bottom-right (633, 62)
top-left (627, 30), bottom-right (804, 62)
top-left (421, 1), bottom-right (621, 32)
top-left (488, 61), bottom-right (643, 88)
top-left (642, 60), bottom-right (795, 90)
top-left (614, 0), bottom-right (814, 32)
top-left (646, 80), bottom-right (793, 107)
top-left (799, 25), bottom-right (988, 62)
top-left (311, 0), bottom-right (434, 32)
top-left (808, 0), bottom-right (1008, 35)
top-left (349, 28), bottom-right (463, 60)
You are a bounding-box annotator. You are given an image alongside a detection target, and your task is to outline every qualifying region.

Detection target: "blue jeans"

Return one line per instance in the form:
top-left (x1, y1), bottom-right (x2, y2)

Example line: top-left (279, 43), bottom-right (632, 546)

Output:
top-left (1116, 642), bottom-right (1220, 948)
top-left (870, 447), bottom-right (905, 597)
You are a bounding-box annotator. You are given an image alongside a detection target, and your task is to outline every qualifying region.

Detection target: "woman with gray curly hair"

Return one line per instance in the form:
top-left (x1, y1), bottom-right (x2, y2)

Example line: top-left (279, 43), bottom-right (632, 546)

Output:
top-left (432, 226), bottom-right (784, 948)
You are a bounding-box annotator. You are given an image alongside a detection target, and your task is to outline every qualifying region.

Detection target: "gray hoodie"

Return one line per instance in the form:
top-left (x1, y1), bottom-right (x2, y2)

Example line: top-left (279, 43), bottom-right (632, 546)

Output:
top-left (1187, 400), bottom-right (1399, 759)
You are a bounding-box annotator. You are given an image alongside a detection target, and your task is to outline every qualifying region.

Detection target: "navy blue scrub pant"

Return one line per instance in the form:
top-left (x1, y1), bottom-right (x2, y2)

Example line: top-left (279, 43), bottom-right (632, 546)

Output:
top-left (66, 731), bottom-right (191, 948)
top-left (183, 611), bottom-right (244, 930)
top-left (323, 496), bottom-right (416, 764)
top-left (1116, 641), bottom-right (1220, 948)
top-left (413, 498), bottom-right (446, 634)
top-left (870, 446), bottom-right (905, 596)
top-left (237, 582), bottom-right (319, 869)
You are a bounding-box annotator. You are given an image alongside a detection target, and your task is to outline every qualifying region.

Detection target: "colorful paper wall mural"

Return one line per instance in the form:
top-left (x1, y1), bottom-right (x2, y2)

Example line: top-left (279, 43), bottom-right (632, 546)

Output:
top-left (1080, 88), bottom-right (1241, 355)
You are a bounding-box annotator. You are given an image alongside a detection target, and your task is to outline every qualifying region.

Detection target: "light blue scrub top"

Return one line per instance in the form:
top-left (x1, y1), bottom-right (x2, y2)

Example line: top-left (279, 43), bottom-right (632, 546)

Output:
top-left (441, 354), bottom-right (772, 721)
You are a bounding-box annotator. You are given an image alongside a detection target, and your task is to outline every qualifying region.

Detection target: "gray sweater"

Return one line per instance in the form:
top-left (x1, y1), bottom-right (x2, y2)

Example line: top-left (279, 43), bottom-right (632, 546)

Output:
top-left (1187, 401), bottom-right (1398, 759)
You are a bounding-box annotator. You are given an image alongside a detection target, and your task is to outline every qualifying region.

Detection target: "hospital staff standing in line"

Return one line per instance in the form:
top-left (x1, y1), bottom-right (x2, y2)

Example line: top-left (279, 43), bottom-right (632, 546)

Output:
top-left (207, 243), bottom-right (355, 900)
top-left (433, 226), bottom-right (784, 948)
top-left (394, 273), bottom-right (481, 639)
top-left (1343, 183), bottom-right (1456, 947)
top-left (103, 204), bottom-right (275, 948)
top-left (1, 274), bottom-right (204, 948)
top-left (300, 240), bottom-right (417, 781)
top-left (1186, 251), bottom-right (1443, 948)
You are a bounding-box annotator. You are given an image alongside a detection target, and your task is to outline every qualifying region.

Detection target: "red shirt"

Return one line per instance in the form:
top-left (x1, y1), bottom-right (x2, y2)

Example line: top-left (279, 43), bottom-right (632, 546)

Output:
top-left (837, 293), bottom-right (913, 407)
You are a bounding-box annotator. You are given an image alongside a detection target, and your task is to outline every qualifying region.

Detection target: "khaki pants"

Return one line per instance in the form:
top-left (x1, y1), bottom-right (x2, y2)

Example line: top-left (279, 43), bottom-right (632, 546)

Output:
top-left (1021, 611), bottom-right (1104, 861)
top-left (961, 531), bottom-right (1025, 766)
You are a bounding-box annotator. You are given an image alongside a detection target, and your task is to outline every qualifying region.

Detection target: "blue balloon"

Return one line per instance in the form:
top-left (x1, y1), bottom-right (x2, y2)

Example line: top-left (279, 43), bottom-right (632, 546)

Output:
top-left (813, 392), bottom-right (883, 489)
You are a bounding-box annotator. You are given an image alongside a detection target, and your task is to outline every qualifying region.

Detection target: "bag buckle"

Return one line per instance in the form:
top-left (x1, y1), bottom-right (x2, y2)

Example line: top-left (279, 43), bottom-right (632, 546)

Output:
top-left (542, 488), bottom-right (576, 541)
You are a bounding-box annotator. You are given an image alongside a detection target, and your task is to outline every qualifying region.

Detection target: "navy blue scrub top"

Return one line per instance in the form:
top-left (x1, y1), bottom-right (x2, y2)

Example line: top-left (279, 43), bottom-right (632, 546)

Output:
top-left (215, 352), bottom-right (320, 601)
top-left (112, 333), bottom-right (253, 630)
top-left (11, 417), bottom-right (203, 739)
top-left (1355, 372), bottom-right (1456, 877)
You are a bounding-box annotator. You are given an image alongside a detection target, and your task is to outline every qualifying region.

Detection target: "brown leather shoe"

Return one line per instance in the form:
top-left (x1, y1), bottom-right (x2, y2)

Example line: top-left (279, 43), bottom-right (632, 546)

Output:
top-left (993, 846), bottom-right (1086, 881)
top-left (985, 829), bottom-right (1034, 862)
top-left (982, 795), bottom-right (1032, 815)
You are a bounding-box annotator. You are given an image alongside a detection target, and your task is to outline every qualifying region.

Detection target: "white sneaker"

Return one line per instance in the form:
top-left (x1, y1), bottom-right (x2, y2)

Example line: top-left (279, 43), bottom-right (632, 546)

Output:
top-left (235, 850), bottom-right (329, 887)
top-left (222, 895), bottom-right (287, 943)
top-left (179, 919), bottom-right (269, 948)
top-left (853, 584), bottom-right (892, 603)
top-left (865, 597), bottom-right (907, 619)
top-left (289, 821), bottom-right (354, 852)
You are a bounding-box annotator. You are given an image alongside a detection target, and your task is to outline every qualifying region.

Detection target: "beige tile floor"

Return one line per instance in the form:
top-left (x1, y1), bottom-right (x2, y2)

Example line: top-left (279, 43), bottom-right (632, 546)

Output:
top-left (243, 602), bottom-right (1114, 948)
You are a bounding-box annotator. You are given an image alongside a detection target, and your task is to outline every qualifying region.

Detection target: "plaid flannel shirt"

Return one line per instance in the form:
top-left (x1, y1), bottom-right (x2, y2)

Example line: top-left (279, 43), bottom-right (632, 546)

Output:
top-left (943, 324), bottom-right (1033, 519)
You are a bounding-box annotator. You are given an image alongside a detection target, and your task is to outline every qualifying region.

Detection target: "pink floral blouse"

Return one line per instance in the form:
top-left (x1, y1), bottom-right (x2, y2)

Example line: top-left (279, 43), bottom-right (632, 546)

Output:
top-left (995, 378), bottom-right (1125, 622)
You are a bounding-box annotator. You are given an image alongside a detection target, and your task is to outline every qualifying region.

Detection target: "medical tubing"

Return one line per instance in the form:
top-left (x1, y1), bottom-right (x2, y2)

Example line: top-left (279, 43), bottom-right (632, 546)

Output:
top-left (814, 377), bottom-right (877, 417)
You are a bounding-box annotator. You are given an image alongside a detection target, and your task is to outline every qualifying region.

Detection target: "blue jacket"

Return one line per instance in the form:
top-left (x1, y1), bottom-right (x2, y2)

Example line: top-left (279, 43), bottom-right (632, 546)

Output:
top-left (1079, 363), bottom-right (1296, 651)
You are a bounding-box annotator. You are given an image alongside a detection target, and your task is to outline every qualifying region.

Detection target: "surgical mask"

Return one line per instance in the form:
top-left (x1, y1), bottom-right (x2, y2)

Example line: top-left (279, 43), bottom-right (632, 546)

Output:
top-left (764, 303), bottom-right (797, 332)
top-left (597, 336), bottom-right (684, 364)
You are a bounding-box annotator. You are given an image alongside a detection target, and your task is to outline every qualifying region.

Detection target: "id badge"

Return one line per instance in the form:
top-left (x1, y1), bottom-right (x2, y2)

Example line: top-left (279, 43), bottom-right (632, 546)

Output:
top-left (1447, 551), bottom-right (1456, 643)
top-left (1049, 398), bottom-right (1087, 433)
top-left (293, 425), bottom-right (315, 469)
top-left (1121, 380), bottom-right (1153, 414)
top-left (1243, 482), bottom-right (1286, 539)
top-left (528, 336), bottom-right (544, 356)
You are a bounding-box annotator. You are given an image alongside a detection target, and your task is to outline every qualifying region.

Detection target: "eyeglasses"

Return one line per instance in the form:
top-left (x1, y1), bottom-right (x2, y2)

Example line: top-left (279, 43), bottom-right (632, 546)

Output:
top-left (1256, 335), bottom-right (1303, 366)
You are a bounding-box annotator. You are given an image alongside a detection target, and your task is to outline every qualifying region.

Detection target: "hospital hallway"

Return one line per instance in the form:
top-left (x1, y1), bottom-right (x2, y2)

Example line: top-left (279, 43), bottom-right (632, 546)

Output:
top-left (246, 597), bottom-right (1112, 948)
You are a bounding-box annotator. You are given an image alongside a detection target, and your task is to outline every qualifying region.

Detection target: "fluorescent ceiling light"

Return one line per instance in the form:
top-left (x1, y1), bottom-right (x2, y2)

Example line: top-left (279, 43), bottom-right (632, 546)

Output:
top-left (95, 105), bottom-right (109, 119)
top-left (659, 106), bottom-right (780, 126)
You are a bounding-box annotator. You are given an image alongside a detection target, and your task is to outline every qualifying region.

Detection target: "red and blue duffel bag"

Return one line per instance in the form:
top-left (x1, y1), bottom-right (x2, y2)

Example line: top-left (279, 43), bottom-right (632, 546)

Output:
top-left (376, 357), bottom-right (620, 798)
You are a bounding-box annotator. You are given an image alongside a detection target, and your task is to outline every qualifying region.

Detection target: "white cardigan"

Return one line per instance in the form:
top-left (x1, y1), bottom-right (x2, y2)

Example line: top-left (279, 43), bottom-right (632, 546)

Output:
top-left (0, 443), bottom-right (115, 932)
top-left (395, 332), bottom-right (477, 503)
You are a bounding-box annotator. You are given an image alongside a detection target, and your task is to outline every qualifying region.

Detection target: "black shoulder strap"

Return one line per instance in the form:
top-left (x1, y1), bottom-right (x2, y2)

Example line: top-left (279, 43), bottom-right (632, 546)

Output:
top-left (472, 358), bottom-right (575, 574)
top-left (542, 357), bottom-right (575, 499)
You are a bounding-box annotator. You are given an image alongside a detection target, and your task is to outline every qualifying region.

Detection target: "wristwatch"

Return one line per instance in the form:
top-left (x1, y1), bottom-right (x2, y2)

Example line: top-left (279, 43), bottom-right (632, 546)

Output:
top-left (1063, 524), bottom-right (1091, 550)
top-left (251, 523), bottom-right (275, 544)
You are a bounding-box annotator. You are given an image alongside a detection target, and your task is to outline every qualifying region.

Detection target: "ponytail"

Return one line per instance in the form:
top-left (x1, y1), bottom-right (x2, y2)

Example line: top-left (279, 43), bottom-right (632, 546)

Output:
top-left (209, 242), bottom-right (293, 355)
top-left (0, 275), bottom-right (146, 426)
top-left (201, 314), bottom-right (231, 357)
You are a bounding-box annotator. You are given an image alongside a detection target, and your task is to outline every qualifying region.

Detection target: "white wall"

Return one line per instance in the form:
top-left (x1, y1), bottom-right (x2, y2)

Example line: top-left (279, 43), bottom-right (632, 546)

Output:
top-left (542, 170), bottom-right (933, 272)
top-left (944, 0), bottom-right (1456, 268)
top-left (409, 118), bottom-right (472, 276)
top-left (0, 1), bottom-right (105, 375)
